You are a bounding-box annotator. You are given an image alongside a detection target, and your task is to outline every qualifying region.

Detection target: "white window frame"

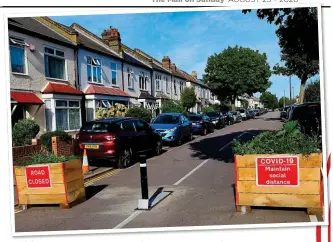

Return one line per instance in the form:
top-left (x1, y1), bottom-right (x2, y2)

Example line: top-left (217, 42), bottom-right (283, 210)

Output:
top-left (180, 81), bottom-right (184, 93)
top-left (110, 62), bottom-right (117, 86)
top-left (44, 46), bottom-right (67, 81)
top-left (165, 76), bottom-right (170, 94)
top-left (127, 67), bottom-right (134, 89)
top-left (87, 56), bottom-right (102, 84)
top-left (54, 99), bottom-right (81, 131)
top-left (139, 71), bottom-right (148, 91)
top-left (174, 79), bottom-right (177, 95)
top-left (155, 74), bottom-right (162, 92)
top-left (9, 36), bottom-right (29, 75)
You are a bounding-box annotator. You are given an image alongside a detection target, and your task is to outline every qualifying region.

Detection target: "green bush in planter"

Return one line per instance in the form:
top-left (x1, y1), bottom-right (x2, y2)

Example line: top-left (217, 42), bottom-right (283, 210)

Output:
top-left (125, 107), bottom-right (152, 123)
top-left (21, 153), bottom-right (78, 166)
top-left (12, 119), bottom-right (40, 146)
top-left (232, 121), bottom-right (321, 155)
top-left (40, 130), bottom-right (72, 152)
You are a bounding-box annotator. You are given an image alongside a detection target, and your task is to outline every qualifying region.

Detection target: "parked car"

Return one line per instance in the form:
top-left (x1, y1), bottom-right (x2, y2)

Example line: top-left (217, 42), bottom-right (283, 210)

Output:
top-left (232, 111), bottom-right (242, 123)
top-left (280, 105), bottom-right (290, 120)
top-left (246, 110), bottom-right (255, 119)
top-left (189, 114), bottom-right (215, 135)
top-left (205, 111), bottom-right (225, 129)
top-left (288, 102), bottom-right (321, 137)
top-left (238, 108), bottom-right (247, 120)
top-left (221, 111), bottom-right (234, 125)
top-left (78, 117), bottom-right (163, 169)
top-left (150, 113), bottom-right (192, 146)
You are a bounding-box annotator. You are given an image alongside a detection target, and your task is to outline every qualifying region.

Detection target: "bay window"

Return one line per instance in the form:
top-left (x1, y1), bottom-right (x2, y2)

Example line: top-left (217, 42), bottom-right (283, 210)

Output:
top-left (87, 56), bottom-right (102, 83)
top-left (55, 100), bottom-right (81, 131)
top-left (156, 74), bottom-right (161, 91)
top-left (139, 72), bottom-right (148, 90)
top-left (127, 67), bottom-right (134, 88)
top-left (44, 47), bottom-right (66, 80)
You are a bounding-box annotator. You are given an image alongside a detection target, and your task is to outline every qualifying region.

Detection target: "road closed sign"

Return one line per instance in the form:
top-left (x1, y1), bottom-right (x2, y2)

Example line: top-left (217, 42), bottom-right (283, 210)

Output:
top-left (256, 156), bottom-right (299, 186)
top-left (25, 165), bottom-right (51, 188)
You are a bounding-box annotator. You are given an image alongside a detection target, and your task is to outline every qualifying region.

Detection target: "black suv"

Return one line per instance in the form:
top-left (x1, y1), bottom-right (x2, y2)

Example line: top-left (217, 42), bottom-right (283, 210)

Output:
top-left (205, 111), bottom-right (225, 129)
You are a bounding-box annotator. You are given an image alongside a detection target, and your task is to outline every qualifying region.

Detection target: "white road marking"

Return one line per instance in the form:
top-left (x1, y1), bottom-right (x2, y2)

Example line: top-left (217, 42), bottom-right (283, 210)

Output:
top-left (309, 215), bottom-right (318, 222)
top-left (173, 159), bottom-right (210, 186)
top-left (113, 210), bottom-right (142, 229)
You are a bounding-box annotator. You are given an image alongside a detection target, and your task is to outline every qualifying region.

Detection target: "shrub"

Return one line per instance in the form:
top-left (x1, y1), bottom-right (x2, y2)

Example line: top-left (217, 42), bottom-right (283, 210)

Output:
top-left (22, 153), bottom-right (78, 166)
top-left (95, 103), bottom-right (128, 119)
top-left (202, 106), bottom-right (215, 114)
top-left (125, 107), bottom-right (152, 123)
top-left (12, 119), bottom-right (40, 146)
top-left (180, 87), bottom-right (196, 111)
top-left (161, 100), bottom-right (184, 113)
top-left (232, 121), bottom-right (320, 155)
top-left (40, 130), bottom-right (72, 152)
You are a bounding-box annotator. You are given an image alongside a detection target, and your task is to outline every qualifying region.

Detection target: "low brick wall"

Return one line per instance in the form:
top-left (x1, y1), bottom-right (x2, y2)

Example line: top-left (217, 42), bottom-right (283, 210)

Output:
top-left (12, 139), bottom-right (42, 165)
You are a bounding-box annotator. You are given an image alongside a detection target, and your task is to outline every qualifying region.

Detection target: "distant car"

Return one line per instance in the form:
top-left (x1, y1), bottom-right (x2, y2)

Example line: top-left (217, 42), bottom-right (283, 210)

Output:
top-left (205, 111), bottom-right (225, 129)
top-left (246, 110), bottom-right (255, 119)
top-left (253, 109), bottom-right (260, 116)
top-left (232, 111), bottom-right (242, 123)
top-left (150, 113), bottom-right (192, 146)
top-left (189, 114), bottom-right (215, 135)
top-left (78, 117), bottom-right (163, 169)
top-left (288, 102), bottom-right (321, 137)
top-left (238, 108), bottom-right (247, 120)
top-left (221, 111), bottom-right (234, 125)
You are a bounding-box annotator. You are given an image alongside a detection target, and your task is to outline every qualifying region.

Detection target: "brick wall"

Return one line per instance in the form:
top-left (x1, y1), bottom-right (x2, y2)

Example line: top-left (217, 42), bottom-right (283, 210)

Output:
top-left (12, 138), bottom-right (42, 165)
top-left (51, 136), bottom-right (74, 157)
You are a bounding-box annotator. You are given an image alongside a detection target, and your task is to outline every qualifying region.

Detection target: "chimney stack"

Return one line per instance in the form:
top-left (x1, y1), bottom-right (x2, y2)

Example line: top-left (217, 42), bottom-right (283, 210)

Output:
top-left (191, 71), bottom-right (197, 79)
top-left (171, 63), bottom-right (177, 72)
top-left (101, 26), bottom-right (122, 54)
top-left (162, 56), bottom-right (171, 70)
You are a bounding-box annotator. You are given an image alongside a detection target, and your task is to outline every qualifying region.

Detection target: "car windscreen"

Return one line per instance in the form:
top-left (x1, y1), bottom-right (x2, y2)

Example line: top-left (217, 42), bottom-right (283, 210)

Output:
top-left (239, 110), bottom-right (245, 113)
top-left (189, 116), bottom-right (202, 121)
top-left (206, 112), bottom-right (219, 117)
top-left (153, 115), bottom-right (180, 124)
top-left (81, 122), bottom-right (113, 133)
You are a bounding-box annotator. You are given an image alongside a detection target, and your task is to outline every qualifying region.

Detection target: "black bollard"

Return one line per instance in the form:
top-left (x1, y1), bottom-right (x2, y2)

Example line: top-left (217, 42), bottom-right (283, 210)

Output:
top-left (138, 156), bottom-right (149, 209)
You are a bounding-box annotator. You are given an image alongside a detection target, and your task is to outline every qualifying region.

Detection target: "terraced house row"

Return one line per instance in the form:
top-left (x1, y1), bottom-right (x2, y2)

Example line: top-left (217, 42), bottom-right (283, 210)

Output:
top-left (8, 17), bottom-right (218, 135)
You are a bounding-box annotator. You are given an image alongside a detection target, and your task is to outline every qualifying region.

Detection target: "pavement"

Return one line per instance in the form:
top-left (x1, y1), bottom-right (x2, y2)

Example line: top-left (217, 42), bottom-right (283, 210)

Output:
top-left (14, 111), bottom-right (323, 233)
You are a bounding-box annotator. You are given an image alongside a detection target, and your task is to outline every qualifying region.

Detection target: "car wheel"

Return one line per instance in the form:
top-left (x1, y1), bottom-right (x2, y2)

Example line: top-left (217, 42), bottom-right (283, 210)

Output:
top-left (117, 148), bottom-right (132, 169)
top-left (202, 128), bottom-right (207, 136)
top-left (188, 132), bottom-right (193, 141)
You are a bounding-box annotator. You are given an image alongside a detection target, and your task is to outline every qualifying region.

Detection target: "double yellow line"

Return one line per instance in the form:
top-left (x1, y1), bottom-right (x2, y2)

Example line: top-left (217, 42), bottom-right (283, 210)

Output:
top-left (84, 169), bottom-right (120, 187)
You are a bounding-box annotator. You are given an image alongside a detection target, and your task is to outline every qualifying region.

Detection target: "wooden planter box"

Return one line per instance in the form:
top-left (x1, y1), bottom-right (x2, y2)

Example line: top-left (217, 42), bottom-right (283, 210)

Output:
top-left (14, 159), bottom-right (86, 209)
top-left (234, 153), bottom-right (323, 215)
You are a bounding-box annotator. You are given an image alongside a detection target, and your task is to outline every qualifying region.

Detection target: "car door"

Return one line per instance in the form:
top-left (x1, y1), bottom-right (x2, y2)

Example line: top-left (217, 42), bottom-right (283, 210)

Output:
top-left (203, 115), bottom-right (212, 130)
top-left (134, 119), bottom-right (153, 153)
top-left (181, 115), bottom-right (191, 136)
top-left (118, 120), bottom-right (137, 153)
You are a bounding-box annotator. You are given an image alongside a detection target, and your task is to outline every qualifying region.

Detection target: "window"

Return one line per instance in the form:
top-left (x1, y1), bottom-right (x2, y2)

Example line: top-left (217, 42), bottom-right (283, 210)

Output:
top-left (9, 37), bottom-right (28, 74)
top-left (87, 56), bottom-right (101, 83)
top-left (45, 100), bottom-right (53, 132)
top-left (139, 72), bottom-right (147, 90)
top-left (135, 120), bottom-right (151, 132)
top-left (55, 100), bottom-right (81, 131)
top-left (111, 62), bottom-right (117, 85)
top-left (180, 81), bottom-right (184, 93)
top-left (155, 74), bottom-right (162, 91)
top-left (174, 80), bottom-right (177, 95)
top-left (165, 76), bottom-right (170, 94)
top-left (127, 67), bottom-right (134, 88)
top-left (44, 47), bottom-right (66, 80)
top-left (120, 120), bottom-right (136, 132)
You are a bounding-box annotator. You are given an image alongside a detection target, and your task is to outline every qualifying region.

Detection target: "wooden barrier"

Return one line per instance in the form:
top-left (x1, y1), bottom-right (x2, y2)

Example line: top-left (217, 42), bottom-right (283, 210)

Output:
top-left (234, 153), bottom-right (323, 215)
top-left (14, 159), bottom-right (86, 209)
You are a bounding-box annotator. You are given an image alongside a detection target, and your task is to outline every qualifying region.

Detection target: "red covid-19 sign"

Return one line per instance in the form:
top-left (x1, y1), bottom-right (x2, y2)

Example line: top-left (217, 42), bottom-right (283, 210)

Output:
top-left (256, 156), bottom-right (299, 186)
top-left (25, 165), bottom-right (51, 188)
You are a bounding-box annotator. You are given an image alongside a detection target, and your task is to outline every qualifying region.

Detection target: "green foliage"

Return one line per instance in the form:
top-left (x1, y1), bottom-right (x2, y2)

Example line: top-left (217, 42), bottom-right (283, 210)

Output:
top-left (244, 8), bottom-right (319, 104)
top-left (12, 119), bottom-right (40, 146)
top-left (304, 80), bottom-right (320, 103)
top-left (161, 100), bottom-right (184, 113)
top-left (260, 91), bottom-right (279, 110)
top-left (95, 103), bottom-right (128, 119)
top-left (125, 106), bottom-right (152, 123)
top-left (232, 121), bottom-right (320, 155)
top-left (203, 45), bottom-right (271, 103)
top-left (180, 87), bottom-right (197, 111)
top-left (240, 99), bottom-right (249, 109)
top-left (278, 96), bottom-right (297, 107)
top-left (21, 153), bottom-right (78, 166)
top-left (40, 130), bottom-right (72, 152)
top-left (202, 106), bottom-right (216, 114)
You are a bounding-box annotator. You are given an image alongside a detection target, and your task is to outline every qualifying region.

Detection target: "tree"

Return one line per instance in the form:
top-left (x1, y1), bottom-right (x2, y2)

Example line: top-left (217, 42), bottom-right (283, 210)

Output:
top-left (304, 80), bottom-right (320, 103)
top-left (278, 96), bottom-right (290, 108)
top-left (180, 87), bottom-right (197, 111)
top-left (203, 46), bottom-right (271, 111)
top-left (125, 107), bottom-right (152, 123)
top-left (240, 99), bottom-right (249, 109)
top-left (243, 8), bottom-right (319, 104)
top-left (161, 100), bottom-right (184, 113)
top-left (260, 91), bottom-right (279, 110)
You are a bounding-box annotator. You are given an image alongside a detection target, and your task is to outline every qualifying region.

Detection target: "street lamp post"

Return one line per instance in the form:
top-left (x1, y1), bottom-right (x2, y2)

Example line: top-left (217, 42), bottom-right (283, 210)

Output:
top-left (283, 90), bottom-right (285, 108)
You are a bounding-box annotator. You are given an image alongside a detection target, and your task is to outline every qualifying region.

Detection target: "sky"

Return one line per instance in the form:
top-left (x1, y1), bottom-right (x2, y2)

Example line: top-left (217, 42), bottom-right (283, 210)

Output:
top-left (51, 10), bottom-right (319, 100)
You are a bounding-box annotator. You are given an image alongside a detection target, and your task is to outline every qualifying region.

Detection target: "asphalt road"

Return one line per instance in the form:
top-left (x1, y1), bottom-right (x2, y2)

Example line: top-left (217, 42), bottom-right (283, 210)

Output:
top-left (14, 111), bottom-right (321, 233)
